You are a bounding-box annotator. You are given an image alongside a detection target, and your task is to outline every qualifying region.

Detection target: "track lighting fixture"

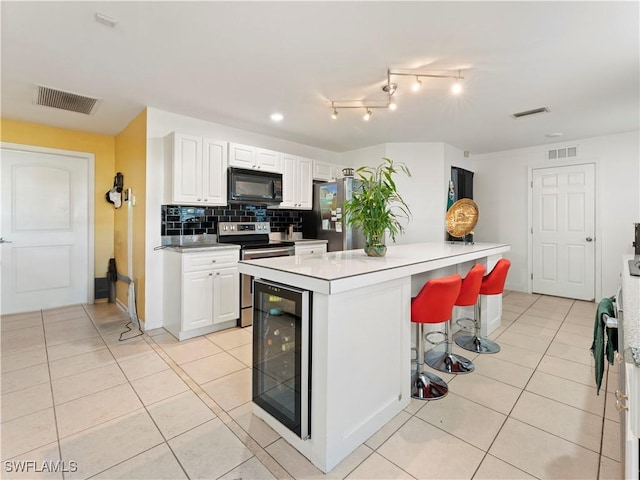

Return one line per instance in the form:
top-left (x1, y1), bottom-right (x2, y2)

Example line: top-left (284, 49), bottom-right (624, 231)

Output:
top-left (330, 102), bottom-right (339, 120)
top-left (382, 83), bottom-right (398, 95)
top-left (451, 78), bottom-right (463, 95)
top-left (328, 67), bottom-right (464, 121)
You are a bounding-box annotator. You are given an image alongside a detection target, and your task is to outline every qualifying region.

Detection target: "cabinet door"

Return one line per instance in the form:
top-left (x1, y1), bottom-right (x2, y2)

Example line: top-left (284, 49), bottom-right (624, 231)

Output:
top-left (172, 133), bottom-right (203, 204)
top-left (280, 154), bottom-right (297, 207)
top-left (298, 157), bottom-right (313, 209)
top-left (213, 266), bottom-right (239, 324)
top-left (255, 148), bottom-right (281, 173)
top-left (313, 160), bottom-right (334, 181)
top-left (229, 143), bottom-right (256, 169)
top-left (202, 139), bottom-right (227, 205)
top-left (182, 270), bottom-right (214, 330)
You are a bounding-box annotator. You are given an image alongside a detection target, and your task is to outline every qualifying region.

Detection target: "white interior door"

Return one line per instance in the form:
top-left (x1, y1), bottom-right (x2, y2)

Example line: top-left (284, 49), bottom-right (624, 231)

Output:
top-left (532, 163), bottom-right (595, 300)
top-left (1, 147), bottom-right (91, 314)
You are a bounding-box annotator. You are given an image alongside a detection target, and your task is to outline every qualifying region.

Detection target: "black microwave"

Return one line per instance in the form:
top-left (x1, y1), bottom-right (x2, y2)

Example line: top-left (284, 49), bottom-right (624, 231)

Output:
top-left (228, 167), bottom-right (283, 204)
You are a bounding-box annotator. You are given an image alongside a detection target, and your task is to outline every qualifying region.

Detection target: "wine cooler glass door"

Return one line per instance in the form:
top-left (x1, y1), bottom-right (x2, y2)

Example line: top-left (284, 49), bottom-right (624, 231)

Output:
top-left (252, 279), bottom-right (310, 439)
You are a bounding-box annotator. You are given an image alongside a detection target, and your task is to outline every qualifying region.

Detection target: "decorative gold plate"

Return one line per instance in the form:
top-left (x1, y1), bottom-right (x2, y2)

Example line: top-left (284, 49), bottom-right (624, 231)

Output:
top-left (446, 198), bottom-right (479, 238)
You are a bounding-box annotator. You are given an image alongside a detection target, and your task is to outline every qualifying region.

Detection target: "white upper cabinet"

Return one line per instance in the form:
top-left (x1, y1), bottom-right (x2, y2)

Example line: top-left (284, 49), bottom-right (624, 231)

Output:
top-left (167, 132), bottom-right (227, 206)
top-left (313, 160), bottom-right (335, 181)
top-left (298, 157), bottom-right (313, 209)
top-left (202, 139), bottom-right (227, 205)
top-left (281, 154), bottom-right (297, 207)
top-left (255, 148), bottom-right (281, 172)
top-left (169, 133), bottom-right (201, 204)
top-left (281, 154), bottom-right (312, 210)
top-left (228, 143), bottom-right (254, 169)
top-left (229, 143), bottom-right (281, 173)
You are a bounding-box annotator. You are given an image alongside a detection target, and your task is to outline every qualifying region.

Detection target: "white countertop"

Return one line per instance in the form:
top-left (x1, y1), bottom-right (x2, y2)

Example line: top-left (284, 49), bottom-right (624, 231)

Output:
top-left (294, 239), bottom-right (329, 245)
top-left (160, 234), bottom-right (239, 252)
top-left (240, 241), bottom-right (510, 294)
top-left (164, 244), bottom-right (240, 252)
top-left (622, 255), bottom-right (640, 365)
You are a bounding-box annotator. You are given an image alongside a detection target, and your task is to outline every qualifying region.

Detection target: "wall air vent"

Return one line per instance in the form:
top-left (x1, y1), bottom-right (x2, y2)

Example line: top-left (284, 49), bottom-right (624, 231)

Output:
top-left (511, 107), bottom-right (550, 119)
top-left (548, 146), bottom-right (577, 160)
top-left (33, 85), bottom-right (101, 115)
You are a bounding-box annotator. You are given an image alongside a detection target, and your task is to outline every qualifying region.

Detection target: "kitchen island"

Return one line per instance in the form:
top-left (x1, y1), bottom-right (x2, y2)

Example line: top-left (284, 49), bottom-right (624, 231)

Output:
top-left (239, 241), bottom-right (510, 472)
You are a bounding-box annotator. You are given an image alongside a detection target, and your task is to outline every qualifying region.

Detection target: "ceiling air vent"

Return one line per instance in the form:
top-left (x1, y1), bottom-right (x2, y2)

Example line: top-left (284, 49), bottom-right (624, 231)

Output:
top-left (511, 107), bottom-right (550, 119)
top-left (33, 85), bottom-right (101, 115)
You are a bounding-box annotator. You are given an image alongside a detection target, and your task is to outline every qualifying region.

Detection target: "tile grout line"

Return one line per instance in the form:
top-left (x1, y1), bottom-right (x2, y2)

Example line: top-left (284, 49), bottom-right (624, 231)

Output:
top-left (495, 297), bottom-right (613, 471)
top-left (4, 297), bottom-right (613, 479)
top-left (466, 295), bottom-right (558, 479)
top-left (474, 296), bottom-right (600, 477)
top-left (400, 295), bottom-right (541, 478)
top-left (40, 308), bottom-right (68, 480)
top-left (80, 304), bottom-right (193, 480)
top-left (144, 331), bottom-right (294, 480)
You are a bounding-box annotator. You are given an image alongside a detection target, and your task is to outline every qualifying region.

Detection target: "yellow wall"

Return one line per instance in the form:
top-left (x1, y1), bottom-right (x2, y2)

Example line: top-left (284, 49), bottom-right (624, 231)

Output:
top-left (0, 118), bottom-right (115, 277)
top-left (114, 110), bottom-right (147, 322)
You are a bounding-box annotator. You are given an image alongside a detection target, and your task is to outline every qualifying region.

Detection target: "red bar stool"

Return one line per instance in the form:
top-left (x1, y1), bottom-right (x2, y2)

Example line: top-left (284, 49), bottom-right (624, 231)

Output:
top-left (455, 258), bottom-right (511, 354)
top-left (411, 274), bottom-right (462, 400)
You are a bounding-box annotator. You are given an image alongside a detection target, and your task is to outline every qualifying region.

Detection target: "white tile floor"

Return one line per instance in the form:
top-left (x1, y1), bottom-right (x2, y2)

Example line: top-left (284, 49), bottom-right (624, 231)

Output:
top-left (0, 292), bottom-right (622, 479)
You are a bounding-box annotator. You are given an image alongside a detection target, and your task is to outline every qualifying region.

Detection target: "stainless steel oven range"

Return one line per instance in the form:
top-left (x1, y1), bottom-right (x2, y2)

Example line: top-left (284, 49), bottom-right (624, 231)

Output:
top-left (217, 222), bottom-right (295, 327)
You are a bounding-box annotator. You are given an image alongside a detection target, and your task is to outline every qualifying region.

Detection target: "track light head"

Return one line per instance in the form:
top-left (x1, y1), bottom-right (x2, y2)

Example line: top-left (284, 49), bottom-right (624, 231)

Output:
top-left (363, 109), bottom-right (372, 121)
top-left (451, 79), bottom-right (463, 95)
top-left (412, 76), bottom-right (422, 92)
top-left (330, 108), bottom-right (338, 120)
top-left (388, 101), bottom-right (397, 111)
top-left (382, 83), bottom-right (397, 95)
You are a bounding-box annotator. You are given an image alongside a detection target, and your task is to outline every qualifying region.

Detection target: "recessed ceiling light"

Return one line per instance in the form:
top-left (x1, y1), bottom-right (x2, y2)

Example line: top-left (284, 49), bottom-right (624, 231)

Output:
top-left (545, 132), bottom-right (563, 138)
top-left (270, 113), bottom-right (283, 122)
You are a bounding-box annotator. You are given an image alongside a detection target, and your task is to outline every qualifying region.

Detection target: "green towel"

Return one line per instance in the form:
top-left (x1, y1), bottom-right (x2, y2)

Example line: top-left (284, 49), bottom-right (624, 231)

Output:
top-left (590, 297), bottom-right (618, 394)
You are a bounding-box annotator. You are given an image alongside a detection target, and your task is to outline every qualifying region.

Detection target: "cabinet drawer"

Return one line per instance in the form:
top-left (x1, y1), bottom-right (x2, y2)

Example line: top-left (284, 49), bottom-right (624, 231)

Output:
top-left (295, 244), bottom-right (327, 256)
top-left (183, 251), bottom-right (238, 271)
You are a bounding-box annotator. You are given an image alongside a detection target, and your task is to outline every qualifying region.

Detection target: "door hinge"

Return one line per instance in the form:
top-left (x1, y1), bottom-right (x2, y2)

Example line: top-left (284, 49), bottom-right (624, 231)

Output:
top-left (530, 180), bottom-right (533, 188)
top-left (531, 273), bottom-right (533, 280)
top-left (531, 227), bottom-right (533, 234)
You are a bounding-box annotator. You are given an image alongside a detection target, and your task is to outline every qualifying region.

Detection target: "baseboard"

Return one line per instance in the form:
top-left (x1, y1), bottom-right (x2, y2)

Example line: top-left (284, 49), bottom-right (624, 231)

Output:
top-left (115, 298), bottom-right (128, 313)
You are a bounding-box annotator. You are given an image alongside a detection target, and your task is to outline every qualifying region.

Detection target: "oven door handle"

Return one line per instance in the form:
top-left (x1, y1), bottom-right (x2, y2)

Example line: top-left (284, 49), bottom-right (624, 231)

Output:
top-left (243, 247), bottom-right (295, 259)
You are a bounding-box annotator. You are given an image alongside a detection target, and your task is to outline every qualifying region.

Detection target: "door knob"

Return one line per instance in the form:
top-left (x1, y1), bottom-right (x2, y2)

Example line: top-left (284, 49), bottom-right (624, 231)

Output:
top-left (0, 237), bottom-right (13, 244)
top-left (586, 237), bottom-right (593, 242)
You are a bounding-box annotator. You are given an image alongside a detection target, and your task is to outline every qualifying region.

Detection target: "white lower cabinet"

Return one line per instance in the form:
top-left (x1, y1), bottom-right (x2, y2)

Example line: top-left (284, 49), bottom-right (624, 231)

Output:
top-left (295, 242), bottom-right (327, 256)
top-left (164, 248), bottom-right (240, 340)
top-left (182, 270), bottom-right (214, 331)
top-left (213, 265), bottom-right (240, 323)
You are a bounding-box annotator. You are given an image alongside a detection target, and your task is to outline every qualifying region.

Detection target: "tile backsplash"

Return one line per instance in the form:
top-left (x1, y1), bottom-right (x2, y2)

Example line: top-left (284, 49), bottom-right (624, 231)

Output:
top-left (161, 204), bottom-right (302, 236)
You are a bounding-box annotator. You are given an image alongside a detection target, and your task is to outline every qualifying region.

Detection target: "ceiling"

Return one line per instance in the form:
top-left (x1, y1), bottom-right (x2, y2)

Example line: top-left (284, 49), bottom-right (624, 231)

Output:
top-left (2, 1), bottom-right (638, 154)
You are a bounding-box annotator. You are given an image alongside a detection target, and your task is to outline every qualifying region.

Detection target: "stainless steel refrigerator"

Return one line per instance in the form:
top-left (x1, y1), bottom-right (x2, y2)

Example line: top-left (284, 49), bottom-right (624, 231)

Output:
top-left (301, 177), bottom-right (365, 252)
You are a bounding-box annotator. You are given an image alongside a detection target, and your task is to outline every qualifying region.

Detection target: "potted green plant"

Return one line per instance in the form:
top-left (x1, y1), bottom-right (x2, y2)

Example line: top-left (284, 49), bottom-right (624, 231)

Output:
top-left (343, 157), bottom-right (411, 257)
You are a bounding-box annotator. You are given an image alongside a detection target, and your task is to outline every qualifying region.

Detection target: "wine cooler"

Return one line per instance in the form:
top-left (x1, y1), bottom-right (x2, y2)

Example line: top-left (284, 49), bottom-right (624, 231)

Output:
top-left (252, 279), bottom-right (311, 439)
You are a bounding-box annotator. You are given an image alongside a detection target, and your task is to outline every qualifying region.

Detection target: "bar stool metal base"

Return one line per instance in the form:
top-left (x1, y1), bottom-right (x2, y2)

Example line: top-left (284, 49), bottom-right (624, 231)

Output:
top-left (411, 370), bottom-right (448, 400)
top-left (455, 334), bottom-right (501, 354)
top-left (425, 349), bottom-right (475, 374)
